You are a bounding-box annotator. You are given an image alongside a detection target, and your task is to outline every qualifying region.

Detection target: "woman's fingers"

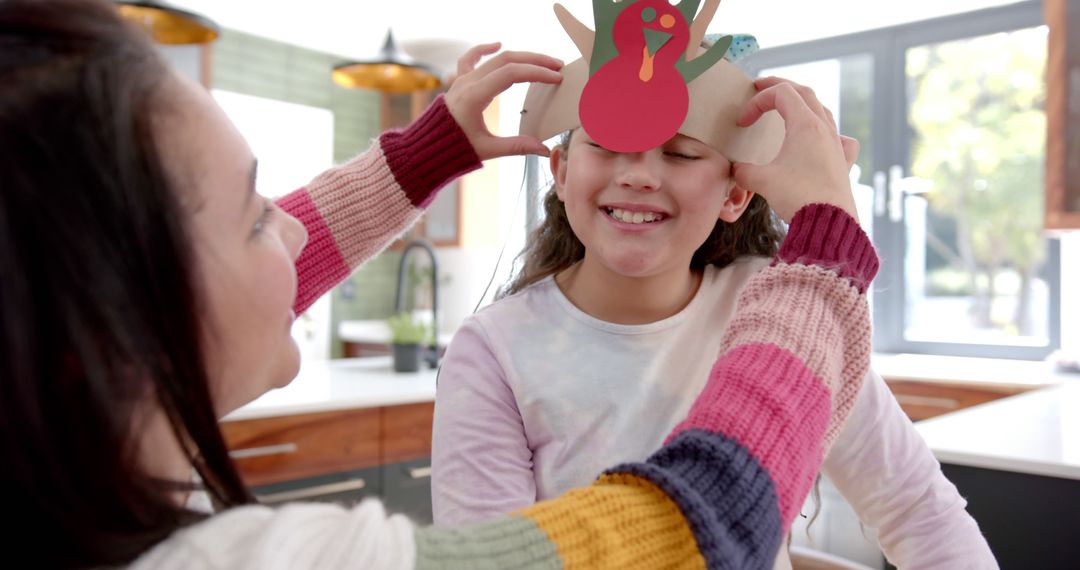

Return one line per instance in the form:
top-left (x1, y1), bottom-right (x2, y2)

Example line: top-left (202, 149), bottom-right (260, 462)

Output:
top-left (468, 50), bottom-right (564, 84)
top-left (752, 76), bottom-right (834, 131)
top-left (738, 81), bottom-right (819, 129)
top-left (743, 79), bottom-right (855, 171)
top-left (443, 46), bottom-right (563, 161)
top-left (733, 78), bottom-right (858, 223)
top-left (474, 63), bottom-right (563, 101)
top-left (443, 42), bottom-right (501, 88)
top-left (465, 64), bottom-right (562, 159)
top-left (458, 42), bottom-right (501, 77)
top-left (482, 135), bottom-right (552, 158)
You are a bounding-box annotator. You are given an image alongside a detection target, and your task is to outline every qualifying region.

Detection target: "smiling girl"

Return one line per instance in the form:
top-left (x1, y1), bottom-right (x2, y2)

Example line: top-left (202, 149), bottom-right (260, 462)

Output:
top-left (431, 48), bottom-right (997, 570)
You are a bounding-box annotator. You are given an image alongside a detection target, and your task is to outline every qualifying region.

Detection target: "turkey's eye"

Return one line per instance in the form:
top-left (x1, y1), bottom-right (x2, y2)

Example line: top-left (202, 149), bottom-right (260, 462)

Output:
top-left (641, 7), bottom-right (656, 23)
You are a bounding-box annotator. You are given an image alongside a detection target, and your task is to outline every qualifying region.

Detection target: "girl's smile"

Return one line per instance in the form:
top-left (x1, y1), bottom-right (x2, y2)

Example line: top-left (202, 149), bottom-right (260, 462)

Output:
top-left (600, 202), bottom-right (671, 231)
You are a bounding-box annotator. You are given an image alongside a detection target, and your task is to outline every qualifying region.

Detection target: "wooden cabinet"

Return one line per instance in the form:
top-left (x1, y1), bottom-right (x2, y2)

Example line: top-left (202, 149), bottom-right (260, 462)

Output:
top-left (342, 341), bottom-right (391, 358)
top-left (885, 379), bottom-right (1035, 422)
top-left (224, 407), bottom-right (382, 486)
top-left (1045, 0), bottom-right (1080, 229)
top-left (382, 402), bottom-right (436, 466)
top-left (221, 402), bottom-right (435, 522)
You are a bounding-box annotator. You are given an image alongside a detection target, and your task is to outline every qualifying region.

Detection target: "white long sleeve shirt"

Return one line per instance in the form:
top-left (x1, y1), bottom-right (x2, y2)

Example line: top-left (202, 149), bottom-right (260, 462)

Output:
top-left (431, 257), bottom-right (997, 569)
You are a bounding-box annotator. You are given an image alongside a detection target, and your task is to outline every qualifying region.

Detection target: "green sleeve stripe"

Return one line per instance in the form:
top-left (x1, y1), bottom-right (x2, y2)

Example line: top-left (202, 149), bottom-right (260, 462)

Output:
top-left (414, 515), bottom-right (561, 570)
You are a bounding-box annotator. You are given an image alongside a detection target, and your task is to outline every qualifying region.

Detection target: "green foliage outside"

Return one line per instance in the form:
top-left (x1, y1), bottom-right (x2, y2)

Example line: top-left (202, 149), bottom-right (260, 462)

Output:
top-left (907, 27), bottom-right (1047, 336)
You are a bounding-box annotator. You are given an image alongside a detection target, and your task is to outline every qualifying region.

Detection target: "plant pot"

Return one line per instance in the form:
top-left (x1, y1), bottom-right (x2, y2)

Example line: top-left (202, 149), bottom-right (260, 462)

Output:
top-left (391, 343), bottom-right (421, 373)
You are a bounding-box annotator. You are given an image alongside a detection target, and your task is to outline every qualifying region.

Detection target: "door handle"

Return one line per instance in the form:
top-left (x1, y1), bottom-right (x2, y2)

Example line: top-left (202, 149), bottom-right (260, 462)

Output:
top-left (888, 165), bottom-right (905, 222)
top-left (873, 170), bottom-right (888, 217)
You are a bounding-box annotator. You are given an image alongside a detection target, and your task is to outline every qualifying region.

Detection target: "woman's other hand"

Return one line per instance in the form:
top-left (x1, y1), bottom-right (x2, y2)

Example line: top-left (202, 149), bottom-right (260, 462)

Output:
top-left (732, 76), bottom-right (860, 224)
top-left (443, 42), bottom-right (562, 160)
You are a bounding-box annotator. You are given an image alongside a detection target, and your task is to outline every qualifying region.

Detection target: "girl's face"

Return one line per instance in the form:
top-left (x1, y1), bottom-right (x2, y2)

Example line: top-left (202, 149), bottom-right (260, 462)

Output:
top-left (551, 129), bottom-right (750, 279)
top-left (160, 74), bottom-right (308, 416)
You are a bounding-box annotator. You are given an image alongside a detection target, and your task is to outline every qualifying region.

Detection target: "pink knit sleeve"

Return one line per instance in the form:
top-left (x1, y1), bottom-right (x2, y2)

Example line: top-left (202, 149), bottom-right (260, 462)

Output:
top-left (722, 203), bottom-right (879, 449)
top-left (663, 203), bottom-right (878, 533)
top-left (275, 96), bottom-right (481, 315)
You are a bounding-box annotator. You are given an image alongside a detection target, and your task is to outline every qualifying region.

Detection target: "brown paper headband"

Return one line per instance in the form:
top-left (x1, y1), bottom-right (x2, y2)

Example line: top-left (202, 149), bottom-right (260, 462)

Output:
top-left (519, 0), bottom-right (784, 164)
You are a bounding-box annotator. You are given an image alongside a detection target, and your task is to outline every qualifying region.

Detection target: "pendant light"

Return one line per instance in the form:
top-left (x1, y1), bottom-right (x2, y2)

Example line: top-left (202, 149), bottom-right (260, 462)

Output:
top-left (332, 29), bottom-right (442, 94)
top-left (116, 1), bottom-right (220, 45)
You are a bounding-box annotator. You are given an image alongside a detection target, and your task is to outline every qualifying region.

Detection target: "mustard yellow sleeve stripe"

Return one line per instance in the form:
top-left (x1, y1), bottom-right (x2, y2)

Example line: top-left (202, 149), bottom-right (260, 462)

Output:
top-left (518, 472), bottom-right (706, 570)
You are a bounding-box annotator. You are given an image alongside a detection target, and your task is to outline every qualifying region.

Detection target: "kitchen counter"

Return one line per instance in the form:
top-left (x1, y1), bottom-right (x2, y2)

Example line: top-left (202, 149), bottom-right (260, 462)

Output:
top-left (224, 357), bottom-right (438, 422)
top-left (914, 382), bottom-right (1080, 480)
top-left (914, 382), bottom-right (1080, 567)
top-left (228, 352), bottom-right (1072, 423)
top-left (872, 352), bottom-right (1075, 388)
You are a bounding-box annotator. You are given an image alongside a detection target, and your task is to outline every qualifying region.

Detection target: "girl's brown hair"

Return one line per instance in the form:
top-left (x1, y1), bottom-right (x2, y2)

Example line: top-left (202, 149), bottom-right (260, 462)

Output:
top-left (501, 132), bottom-right (787, 297)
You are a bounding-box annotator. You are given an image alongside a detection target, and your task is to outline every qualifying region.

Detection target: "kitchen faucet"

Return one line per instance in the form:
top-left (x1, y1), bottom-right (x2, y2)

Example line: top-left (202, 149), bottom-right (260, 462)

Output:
top-left (394, 239), bottom-right (439, 368)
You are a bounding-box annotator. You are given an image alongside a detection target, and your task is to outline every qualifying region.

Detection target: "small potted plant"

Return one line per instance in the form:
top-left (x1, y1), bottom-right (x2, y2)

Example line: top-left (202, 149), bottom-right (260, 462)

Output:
top-left (386, 312), bottom-right (429, 373)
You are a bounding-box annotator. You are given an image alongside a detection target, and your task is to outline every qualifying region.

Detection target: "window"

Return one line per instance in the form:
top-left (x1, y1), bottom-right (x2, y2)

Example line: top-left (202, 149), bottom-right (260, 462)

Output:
top-left (214, 90), bottom-right (337, 360)
top-left (744, 0), bottom-right (1060, 359)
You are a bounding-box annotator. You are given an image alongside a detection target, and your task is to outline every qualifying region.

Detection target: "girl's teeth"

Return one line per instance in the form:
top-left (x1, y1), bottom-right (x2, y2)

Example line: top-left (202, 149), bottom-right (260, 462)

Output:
top-left (608, 207), bottom-right (662, 224)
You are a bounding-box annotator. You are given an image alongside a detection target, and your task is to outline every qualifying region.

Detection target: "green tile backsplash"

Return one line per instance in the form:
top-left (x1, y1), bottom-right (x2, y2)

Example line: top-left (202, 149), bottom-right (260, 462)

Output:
top-left (212, 29), bottom-right (403, 357)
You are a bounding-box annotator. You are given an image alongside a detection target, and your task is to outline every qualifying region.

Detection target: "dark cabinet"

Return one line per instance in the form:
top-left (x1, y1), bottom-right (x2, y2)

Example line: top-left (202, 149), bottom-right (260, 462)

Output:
top-left (381, 458), bottom-right (434, 525)
top-left (941, 463), bottom-right (1080, 569)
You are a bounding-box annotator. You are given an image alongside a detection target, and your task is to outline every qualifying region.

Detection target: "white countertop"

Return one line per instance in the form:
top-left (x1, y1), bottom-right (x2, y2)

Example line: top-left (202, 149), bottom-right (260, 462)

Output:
top-left (915, 382), bottom-right (1080, 480)
top-left (223, 357), bottom-right (438, 422)
top-left (223, 352), bottom-right (1079, 482)
top-left (872, 352), bottom-right (1076, 388)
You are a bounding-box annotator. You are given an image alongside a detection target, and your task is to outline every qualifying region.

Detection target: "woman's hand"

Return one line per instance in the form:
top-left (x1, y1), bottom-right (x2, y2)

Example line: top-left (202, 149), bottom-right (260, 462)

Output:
top-left (731, 76), bottom-right (860, 224)
top-left (443, 42), bottom-right (562, 160)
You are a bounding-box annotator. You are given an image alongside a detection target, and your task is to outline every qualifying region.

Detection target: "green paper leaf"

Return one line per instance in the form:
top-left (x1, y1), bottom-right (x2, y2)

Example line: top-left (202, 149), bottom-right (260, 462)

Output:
top-left (677, 34), bottom-right (732, 84)
top-left (589, 0), bottom-right (630, 75)
top-left (676, 0), bottom-right (702, 26)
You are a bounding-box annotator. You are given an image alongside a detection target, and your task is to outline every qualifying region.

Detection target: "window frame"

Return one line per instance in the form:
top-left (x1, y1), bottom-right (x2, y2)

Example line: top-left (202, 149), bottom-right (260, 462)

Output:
top-left (742, 0), bottom-right (1061, 360)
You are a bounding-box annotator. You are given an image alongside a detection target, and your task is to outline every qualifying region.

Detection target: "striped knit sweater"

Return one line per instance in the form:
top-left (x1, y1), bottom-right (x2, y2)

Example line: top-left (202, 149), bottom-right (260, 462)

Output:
top-left (135, 96), bottom-right (878, 569)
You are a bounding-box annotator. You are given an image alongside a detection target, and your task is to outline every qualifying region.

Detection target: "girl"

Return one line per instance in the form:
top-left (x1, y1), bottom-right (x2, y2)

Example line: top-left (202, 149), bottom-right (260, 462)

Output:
top-left (431, 37), bottom-right (998, 570)
top-left (4, 0), bottom-right (871, 567)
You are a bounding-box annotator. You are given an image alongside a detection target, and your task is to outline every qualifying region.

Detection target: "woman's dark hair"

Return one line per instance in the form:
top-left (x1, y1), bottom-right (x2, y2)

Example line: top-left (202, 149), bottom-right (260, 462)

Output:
top-left (501, 131), bottom-right (787, 296)
top-left (0, 0), bottom-right (252, 566)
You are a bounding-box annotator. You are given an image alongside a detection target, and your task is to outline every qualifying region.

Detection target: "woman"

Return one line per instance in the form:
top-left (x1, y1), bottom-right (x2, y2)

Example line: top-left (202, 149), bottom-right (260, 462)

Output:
top-left (0, 1), bottom-right (874, 568)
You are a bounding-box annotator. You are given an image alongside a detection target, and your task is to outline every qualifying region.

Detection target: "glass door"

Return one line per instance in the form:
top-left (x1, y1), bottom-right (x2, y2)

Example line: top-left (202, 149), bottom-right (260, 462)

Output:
top-left (744, 0), bottom-right (1058, 360)
top-left (897, 22), bottom-right (1056, 354)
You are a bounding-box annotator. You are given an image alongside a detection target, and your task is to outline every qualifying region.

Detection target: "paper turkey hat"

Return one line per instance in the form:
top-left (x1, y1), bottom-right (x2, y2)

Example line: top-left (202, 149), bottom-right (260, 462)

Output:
top-left (519, 0), bottom-right (784, 163)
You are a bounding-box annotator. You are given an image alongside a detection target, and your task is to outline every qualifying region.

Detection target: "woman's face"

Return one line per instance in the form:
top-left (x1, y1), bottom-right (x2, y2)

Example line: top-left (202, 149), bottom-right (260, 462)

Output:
top-left (159, 73), bottom-right (308, 416)
top-left (551, 129), bottom-right (749, 279)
